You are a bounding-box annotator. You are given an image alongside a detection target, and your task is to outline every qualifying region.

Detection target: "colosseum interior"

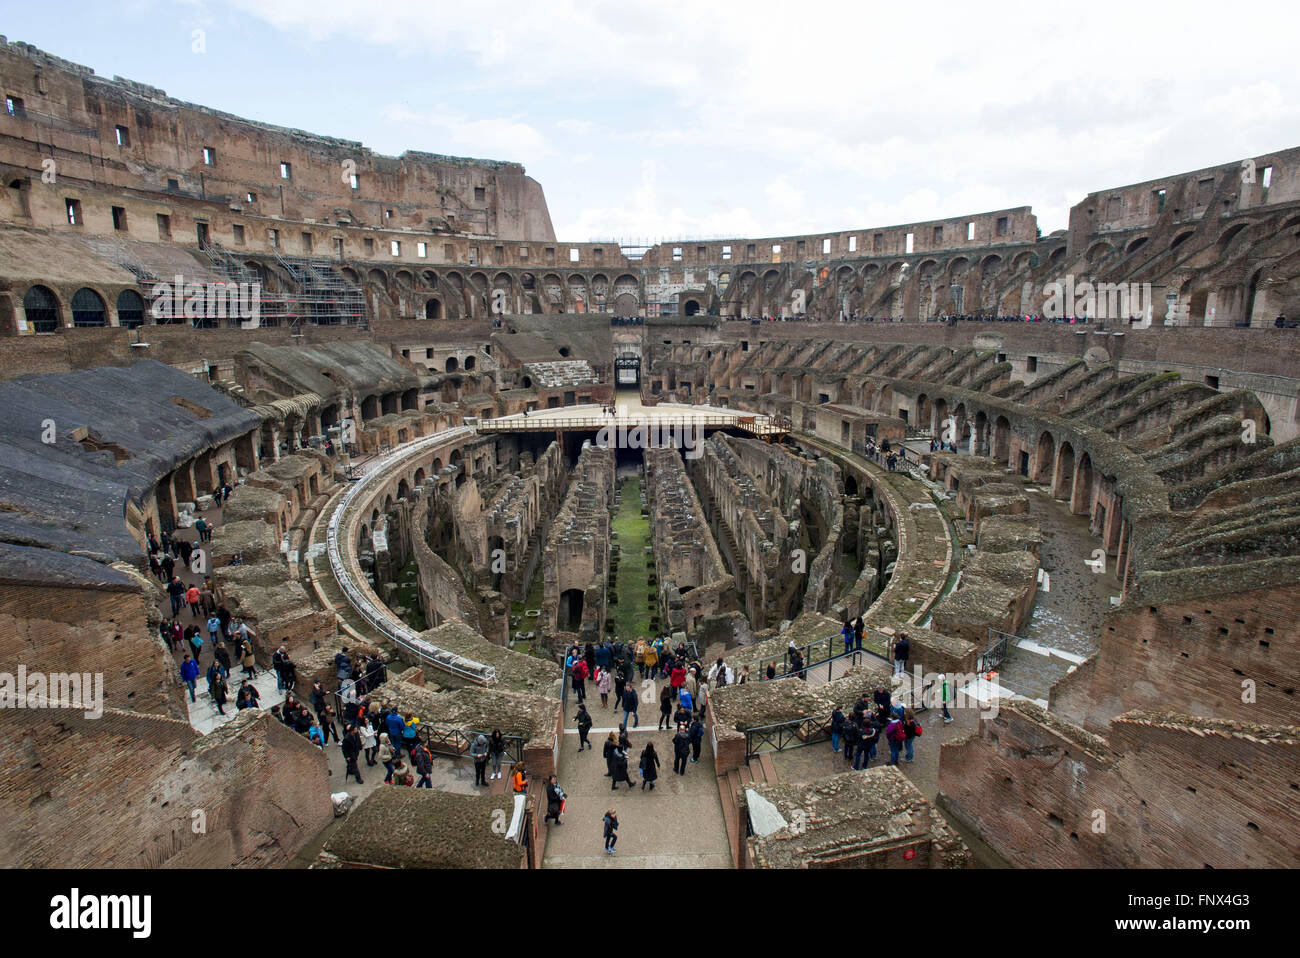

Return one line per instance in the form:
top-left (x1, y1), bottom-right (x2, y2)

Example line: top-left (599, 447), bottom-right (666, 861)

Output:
top-left (0, 33), bottom-right (1296, 885)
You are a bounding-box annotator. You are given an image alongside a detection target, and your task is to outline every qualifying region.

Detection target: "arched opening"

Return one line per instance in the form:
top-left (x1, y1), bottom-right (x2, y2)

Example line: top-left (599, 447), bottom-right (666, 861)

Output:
top-left (23, 285), bottom-right (62, 332)
top-left (360, 395), bottom-right (380, 420)
top-left (683, 298), bottom-right (701, 316)
top-left (70, 288), bottom-right (107, 327)
top-left (916, 394), bottom-right (932, 433)
top-left (1054, 442), bottom-right (1075, 500)
top-left (464, 355), bottom-right (476, 370)
top-left (993, 416), bottom-right (1011, 463)
top-left (1034, 431), bottom-right (1055, 482)
top-left (1072, 452), bottom-right (1094, 516)
top-left (974, 411), bottom-right (989, 456)
top-left (397, 479), bottom-right (411, 500)
top-left (115, 289), bottom-right (146, 328)
top-left (559, 588), bottom-right (584, 632)
top-left (1125, 236), bottom-right (1149, 255)
top-left (445, 356), bottom-right (459, 373)
top-left (488, 534), bottom-right (505, 591)
top-left (425, 298), bottom-right (442, 319)
top-left (844, 474), bottom-right (859, 497)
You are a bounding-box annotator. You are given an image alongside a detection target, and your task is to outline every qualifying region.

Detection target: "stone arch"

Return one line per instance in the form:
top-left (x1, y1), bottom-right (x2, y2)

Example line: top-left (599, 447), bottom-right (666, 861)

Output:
top-left (1125, 236), bottom-right (1149, 255)
top-left (395, 269), bottom-right (414, 288)
top-left (446, 356), bottom-right (459, 372)
top-left (1170, 230), bottom-right (1195, 251)
top-left (425, 298), bottom-right (442, 319)
top-left (397, 478), bottom-right (411, 500)
top-left (1054, 441), bottom-right (1075, 500)
top-left (992, 415), bottom-right (1012, 463)
top-left (421, 270), bottom-right (439, 288)
top-left (1085, 242), bottom-right (1112, 264)
top-left (23, 286), bottom-right (61, 333)
top-left (367, 268), bottom-right (388, 289)
top-left (1048, 246), bottom-right (1067, 266)
top-left (1072, 451), bottom-right (1094, 515)
top-left (1034, 431), bottom-right (1055, 482)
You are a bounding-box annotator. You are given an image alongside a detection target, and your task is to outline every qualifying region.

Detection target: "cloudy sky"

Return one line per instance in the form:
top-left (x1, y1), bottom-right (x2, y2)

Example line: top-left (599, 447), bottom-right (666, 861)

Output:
top-left (7, 1), bottom-right (1299, 241)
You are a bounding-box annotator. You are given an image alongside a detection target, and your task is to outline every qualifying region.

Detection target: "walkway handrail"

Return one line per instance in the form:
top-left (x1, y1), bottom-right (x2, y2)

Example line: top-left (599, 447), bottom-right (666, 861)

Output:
top-left (326, 425), bottom-right (499, 685)
top-left (476, 413), bottom-right (786, 434)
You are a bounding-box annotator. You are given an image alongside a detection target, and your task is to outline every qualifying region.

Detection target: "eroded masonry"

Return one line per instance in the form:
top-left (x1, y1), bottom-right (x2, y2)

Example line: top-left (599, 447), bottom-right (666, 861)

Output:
top-left (0, 38), bottom-right (1297, 870)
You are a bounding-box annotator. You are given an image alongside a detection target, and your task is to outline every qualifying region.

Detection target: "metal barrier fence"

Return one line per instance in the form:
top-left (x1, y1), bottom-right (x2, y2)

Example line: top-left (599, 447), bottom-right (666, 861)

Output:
top-left (740, 629), bottom-right (893, 680)
top-left (980, 627), bottom-right (1016, 673)
top-left (476, 413), bottom-right (790, 436)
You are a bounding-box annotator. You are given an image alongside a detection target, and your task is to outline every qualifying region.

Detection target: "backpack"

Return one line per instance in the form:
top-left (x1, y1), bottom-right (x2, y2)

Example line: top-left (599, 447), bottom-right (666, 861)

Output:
top-left (909, 721), bottom-right (922, 738)
top-left (887, 720), bottom-right (906, 743)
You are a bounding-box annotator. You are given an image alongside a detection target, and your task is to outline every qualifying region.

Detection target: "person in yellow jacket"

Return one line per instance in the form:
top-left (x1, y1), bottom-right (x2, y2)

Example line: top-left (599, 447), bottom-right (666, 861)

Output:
top-left (643, 640), bottom-right (660, 681)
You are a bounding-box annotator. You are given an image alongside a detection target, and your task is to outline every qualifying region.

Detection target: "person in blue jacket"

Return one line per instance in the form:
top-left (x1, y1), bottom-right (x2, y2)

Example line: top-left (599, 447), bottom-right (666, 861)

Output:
top-left (180, 655), bottom-right (201, 702)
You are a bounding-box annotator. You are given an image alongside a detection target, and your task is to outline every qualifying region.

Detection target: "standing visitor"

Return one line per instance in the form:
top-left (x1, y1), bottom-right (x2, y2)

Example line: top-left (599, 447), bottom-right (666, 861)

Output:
top-left (545, 776), bottom-right (565, 825)
top-left (378, 733), bottom-right (395, 783)
top-left (597, 666), bottom-right (612, 709)
top-left (672, 723), bottom-right (691, 775)
top-left (621, 683), bottom-right (639, 728)
top-left (471, 734), bottom-right (490, 786)
top-left (575, 703), bottom-right (593, 751)
top-left (489, 729), bottom-right (506, 780)
top-left (658, 685), bottom-right (673, 730)
top-left (180, 655), bottom-right (200, 703)
top-left (903, 709), bottom-right (922, 762)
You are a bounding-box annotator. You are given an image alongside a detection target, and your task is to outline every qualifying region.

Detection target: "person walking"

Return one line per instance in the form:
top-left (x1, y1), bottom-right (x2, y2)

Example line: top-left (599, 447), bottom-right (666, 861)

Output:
top-left (603, 731), bottom-right (618, 778)
top-left (342, 725), bottom-right (364, 785)
top-left (639, 742), bottom-right (660, 790)
top-left (938, 673), bottom-right (953, 724)
top-left (207, 668), bottom-right (227, 716)
top-left (413, 740), bottom-right (433, 788)
top-left (378, 733), bottom-right (396, 784)
top-left (544, 776), bottom-right (565, 825)
top-left (187, 584), bottom-right (203, 620)
top-left (180, 655), bottom-right (200, 703)
top-left (471, 733), bottom-right (490, 786)
top-left (205, 613), bottom-right (220, 647)
top-left (903, 709), bottom-right (922, 762)
top-left (621, 683), bottom-right (639, 729)
top-left (689, 715), bottom-right (705, 764)
top-left (239, 638), bottom-right (257, 678)
top-left (571, 655), bottom-right (589, 704)
top-left (610, 746), bottom-right (633, 790)
top-left (672, 723), bottom-right (691, 775)
top-left (658, 684), bottom-right (673, 730)
top-left (602, 809), bottom-right (619, 855)
top-left (575, 704), bottom-right (593, 752)
top-left (489, 729), bottom-right (506, 780)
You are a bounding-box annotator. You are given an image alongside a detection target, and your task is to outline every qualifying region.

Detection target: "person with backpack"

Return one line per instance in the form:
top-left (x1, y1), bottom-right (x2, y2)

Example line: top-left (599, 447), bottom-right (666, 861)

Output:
top-left (575, 704), bottom-right (594, 751)
top-left (678, 685), bottom-right (693, 716)
top-left (885, 714), bottom-right (906, 766)
top-left (672, 723), bottom-right (691, 775)
top-left (857, 717), bottom-right (881, 770)
top-left (489, 729), bottom-right (506, 779)
top-left (571, 655), bottom-right (588, 703)
top-left (830, 706), bottom-right (845, 753)
top-left (689, 715), bottom-right (705, 763)
top-left (639, 742), bottom-right (660, 790)
top-left (545, 776), bottom-right (565, 825)
top-left (842, 716), bottom-right (860, 766)
top-left (602, 809), bottom-right (619, 855)
top-left (413, 741), bottom-right (433, 788)
top-left (903, 709), bottom-right (922, 762)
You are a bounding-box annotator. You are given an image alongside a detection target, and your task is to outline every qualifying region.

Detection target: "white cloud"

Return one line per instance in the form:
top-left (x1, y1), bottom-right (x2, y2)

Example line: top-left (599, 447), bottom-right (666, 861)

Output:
top-left (216, 0), bottom-right (1300, 239)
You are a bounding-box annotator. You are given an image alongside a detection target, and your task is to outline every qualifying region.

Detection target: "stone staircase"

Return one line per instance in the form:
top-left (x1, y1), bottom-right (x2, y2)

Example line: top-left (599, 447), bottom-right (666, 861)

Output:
top-left (716, 752), bottom-right (779, 868)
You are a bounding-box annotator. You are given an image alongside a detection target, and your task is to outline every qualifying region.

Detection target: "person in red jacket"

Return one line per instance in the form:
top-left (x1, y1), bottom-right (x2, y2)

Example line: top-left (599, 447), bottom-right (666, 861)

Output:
top-left (669, 664), bottom-right (687, 702)
top-left (571, 657), bottom-right (589, 703)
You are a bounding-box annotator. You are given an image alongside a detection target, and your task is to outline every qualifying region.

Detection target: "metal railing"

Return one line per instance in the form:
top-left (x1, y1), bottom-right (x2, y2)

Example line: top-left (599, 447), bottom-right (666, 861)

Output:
top-left (740, 629), bottom-right (892, 680)
top-left (420, 724), bottom-right (525, 765)
top-left (326, 425), bottom-right (499, 685)
top-left (745, 713), bottom-right (831, 758)
top-left (979, 627), bottom-right (1016, 674)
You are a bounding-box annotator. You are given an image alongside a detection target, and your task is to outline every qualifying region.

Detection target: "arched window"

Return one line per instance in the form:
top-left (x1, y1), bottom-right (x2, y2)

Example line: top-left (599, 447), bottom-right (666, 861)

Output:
top-left (116, 289), bottom-right (146, 328)
top-left (23, 285), bottom-right (61, 332)
top-left (71, 288), bottom-right (107, 327)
